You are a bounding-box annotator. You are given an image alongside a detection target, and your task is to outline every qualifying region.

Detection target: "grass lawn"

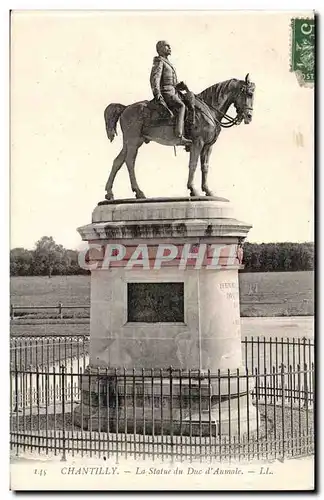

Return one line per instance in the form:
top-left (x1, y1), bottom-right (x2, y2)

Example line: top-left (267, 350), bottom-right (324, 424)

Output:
top-left (239, 271), bottom-right (314, 316)
top-left (10, 271), bottom-right (314, 317)
top-left (10, 275), bottom-right (90, 307)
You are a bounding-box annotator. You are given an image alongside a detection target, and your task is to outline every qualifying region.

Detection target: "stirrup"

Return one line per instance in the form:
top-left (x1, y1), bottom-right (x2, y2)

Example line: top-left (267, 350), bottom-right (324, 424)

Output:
top-left (178, 135), bottom-right (192, 147)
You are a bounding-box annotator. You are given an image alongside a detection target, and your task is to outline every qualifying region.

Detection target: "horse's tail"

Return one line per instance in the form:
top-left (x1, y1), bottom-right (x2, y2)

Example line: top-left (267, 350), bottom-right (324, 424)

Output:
top-left (104, 103), bottom-right (127, 142)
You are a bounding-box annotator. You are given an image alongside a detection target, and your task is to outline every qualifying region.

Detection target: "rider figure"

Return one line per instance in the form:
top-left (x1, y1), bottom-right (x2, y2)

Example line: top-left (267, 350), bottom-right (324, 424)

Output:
top-left (150, 40), bottom-right (192, 147)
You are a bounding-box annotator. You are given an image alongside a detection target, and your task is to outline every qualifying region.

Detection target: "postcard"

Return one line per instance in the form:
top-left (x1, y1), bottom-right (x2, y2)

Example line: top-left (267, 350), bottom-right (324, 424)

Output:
top-left (10, 9), bottom-right (315, 491)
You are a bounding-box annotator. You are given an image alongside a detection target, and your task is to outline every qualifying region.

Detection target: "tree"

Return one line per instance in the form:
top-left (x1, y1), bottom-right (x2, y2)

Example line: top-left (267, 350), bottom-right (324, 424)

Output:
top-left (241, 242), bottom-right (314, 273)
top-left (10, 238), bottom-right (313, 276)
top-left (10, 248), bottom-right (33, 276)
top-left (33, 236), bottom-right (65, 278)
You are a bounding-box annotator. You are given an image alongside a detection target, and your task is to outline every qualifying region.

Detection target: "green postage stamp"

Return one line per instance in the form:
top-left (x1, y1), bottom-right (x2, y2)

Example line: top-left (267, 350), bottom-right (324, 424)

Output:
top-left (290, 17), bottom-right (315, 87)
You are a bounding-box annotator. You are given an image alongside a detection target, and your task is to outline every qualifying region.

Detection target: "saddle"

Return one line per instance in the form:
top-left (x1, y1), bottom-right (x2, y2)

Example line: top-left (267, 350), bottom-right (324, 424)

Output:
top-left (145, 90), bottom-right (196, 139)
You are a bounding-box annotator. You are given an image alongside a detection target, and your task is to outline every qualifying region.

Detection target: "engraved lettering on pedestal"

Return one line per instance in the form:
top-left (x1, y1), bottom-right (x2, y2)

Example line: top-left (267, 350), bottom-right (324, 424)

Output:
top-left (219, 281), bottom-right (240, 335)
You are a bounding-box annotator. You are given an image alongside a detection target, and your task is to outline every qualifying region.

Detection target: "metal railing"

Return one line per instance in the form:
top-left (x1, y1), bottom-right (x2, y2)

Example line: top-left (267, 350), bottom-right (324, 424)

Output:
top-left (10, 335), bottom-right (315, 462)
top-left (10, 334), bottom-right (314, 374)
top-left (242, 336), bottom-right (314, 374)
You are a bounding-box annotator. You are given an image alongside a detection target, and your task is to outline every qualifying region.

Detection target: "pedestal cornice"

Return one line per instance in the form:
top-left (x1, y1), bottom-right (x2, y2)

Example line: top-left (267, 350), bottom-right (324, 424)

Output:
top-left (78, 197), bottom-right (252, 241)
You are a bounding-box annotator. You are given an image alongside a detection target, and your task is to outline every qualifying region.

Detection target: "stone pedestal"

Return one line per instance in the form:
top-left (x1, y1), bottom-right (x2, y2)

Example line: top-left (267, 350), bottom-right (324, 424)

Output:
top-left (74, 197), bottom-right (258, 435)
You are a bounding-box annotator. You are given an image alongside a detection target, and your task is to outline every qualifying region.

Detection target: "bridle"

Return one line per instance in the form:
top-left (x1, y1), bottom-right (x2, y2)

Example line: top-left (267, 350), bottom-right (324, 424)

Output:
top-left (196, 79), bottom-right (255, 129)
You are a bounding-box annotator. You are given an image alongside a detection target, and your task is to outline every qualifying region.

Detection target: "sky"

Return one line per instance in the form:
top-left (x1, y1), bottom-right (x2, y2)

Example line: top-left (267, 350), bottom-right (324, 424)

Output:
top-left (10, 10), bottom-right (314, 250)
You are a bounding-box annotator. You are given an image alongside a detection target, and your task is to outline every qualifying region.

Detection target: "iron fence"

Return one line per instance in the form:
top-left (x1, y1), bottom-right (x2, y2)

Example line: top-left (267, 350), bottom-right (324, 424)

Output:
top-left (242, 336), bottom-right (314, 374)
top-left (10, 335), bottom-right (89, 373)
top-left (10, 334), bottom-right (314, 374)
top-left (10, 335), bottom-right (314, 462)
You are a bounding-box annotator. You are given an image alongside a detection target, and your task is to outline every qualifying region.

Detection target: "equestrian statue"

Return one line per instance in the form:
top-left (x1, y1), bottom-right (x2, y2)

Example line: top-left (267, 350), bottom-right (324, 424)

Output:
top-left (104, 40), bottom-right (255, 200)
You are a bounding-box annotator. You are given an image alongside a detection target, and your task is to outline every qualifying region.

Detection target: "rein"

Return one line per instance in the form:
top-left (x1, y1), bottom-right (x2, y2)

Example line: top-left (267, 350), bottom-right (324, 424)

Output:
top-left (196, 83), bottom-right (248, 128)
top-left (194, 96), bottom-right (239, 128)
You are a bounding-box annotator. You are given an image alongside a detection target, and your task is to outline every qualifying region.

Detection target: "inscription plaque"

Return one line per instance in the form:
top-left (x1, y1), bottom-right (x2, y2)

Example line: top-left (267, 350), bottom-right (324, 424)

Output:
top-left (127, 282), bottom-right (184, 323)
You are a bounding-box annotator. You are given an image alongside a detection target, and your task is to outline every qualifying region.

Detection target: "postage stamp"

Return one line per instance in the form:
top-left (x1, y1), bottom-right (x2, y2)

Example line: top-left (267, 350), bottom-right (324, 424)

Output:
top-left (290, 17), bottom-right (315, 87)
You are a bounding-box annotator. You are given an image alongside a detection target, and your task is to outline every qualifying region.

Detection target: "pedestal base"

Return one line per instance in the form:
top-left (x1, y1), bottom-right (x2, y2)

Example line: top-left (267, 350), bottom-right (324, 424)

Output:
top-left (73, 367), bottom-right (259, 437)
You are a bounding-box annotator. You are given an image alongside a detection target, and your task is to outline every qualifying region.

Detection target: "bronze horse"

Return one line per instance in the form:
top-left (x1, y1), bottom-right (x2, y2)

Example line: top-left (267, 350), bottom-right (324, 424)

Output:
top-left (104, 74), bottom-right (255, 199)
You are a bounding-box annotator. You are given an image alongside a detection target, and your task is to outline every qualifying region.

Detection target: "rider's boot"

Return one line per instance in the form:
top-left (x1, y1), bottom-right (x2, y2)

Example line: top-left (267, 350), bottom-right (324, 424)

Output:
top-left (175, 106), bottom-right (192, 146)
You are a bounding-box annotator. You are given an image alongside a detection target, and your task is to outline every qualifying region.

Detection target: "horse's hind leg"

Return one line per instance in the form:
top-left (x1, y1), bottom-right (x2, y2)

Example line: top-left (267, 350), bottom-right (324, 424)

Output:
top-left (105, 145), bottom-right (126, 200)
top-left (125, 141), bottom-right (145, 199)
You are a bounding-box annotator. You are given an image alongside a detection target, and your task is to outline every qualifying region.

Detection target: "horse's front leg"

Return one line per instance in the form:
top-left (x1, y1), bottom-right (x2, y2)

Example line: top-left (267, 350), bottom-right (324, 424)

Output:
top-left (187, 141), bottom-right (204, 197)
top-left (200, 144), bottom-right (214, 197)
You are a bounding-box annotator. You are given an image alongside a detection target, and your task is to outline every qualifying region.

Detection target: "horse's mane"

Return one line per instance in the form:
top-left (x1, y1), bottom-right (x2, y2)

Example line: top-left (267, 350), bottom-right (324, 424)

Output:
top-left (197, 79), bottom-right (239, 107)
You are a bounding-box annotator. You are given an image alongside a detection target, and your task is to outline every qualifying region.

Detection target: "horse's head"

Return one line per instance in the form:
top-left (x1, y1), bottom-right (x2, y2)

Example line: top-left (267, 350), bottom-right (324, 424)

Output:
top-left (233, 74), bottom-right (256, 125)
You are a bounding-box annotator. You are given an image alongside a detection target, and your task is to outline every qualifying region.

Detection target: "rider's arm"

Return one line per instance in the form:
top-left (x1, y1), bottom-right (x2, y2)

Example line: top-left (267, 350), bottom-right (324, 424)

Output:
top-left (150, 56), bottom-right (163, 99)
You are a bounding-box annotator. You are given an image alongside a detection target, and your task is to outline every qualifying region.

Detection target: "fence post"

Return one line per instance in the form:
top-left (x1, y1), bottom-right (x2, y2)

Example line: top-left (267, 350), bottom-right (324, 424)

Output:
top-left (61, 365), bottom-right (66, 461)
top-left (11, 304), bottom-right (14, 320)
top-left (303, 362), bottom-right (308, 408)
top-left (14, 354), bottom-right (19, 413)
top-left (58, 302), bottom-right (63, 320)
